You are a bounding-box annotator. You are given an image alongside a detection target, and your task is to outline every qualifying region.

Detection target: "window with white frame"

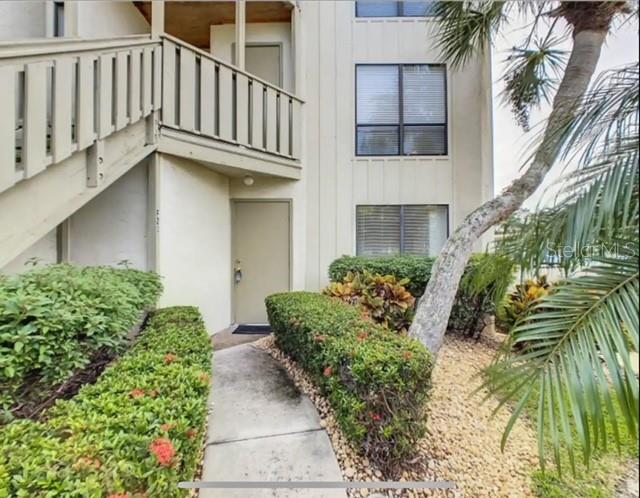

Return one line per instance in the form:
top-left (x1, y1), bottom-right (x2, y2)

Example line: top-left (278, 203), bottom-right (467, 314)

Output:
top-left (355, 1), bottom-right (437, 17)
top-left (356, 205), bottom-right (448, 256)
top-left (356, 64), bottom-right (447, 156)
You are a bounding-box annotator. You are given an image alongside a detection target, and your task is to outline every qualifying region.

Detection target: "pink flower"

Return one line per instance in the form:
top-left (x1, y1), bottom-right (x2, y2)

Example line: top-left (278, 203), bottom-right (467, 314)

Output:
top-left (149, 438), bottom-right (176, 467)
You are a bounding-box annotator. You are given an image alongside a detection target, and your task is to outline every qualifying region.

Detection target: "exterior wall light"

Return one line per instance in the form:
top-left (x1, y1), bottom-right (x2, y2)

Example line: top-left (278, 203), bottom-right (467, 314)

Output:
top-left (243, 175), bottom-right (255, 186)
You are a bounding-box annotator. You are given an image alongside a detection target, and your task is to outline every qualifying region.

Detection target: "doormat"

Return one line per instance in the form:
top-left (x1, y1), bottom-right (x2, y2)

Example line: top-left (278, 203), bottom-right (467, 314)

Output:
top-left (233, 324), bottom-right (271, 335)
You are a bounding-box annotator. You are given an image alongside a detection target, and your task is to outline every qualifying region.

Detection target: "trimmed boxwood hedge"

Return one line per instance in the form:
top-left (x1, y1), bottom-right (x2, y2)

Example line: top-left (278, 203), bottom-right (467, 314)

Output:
top-left (0, 306), bottom-right (212, 498)
top-left (328, 254), bottom-right (513, 338)
top-left (266, 292), bottom-right (433, 471)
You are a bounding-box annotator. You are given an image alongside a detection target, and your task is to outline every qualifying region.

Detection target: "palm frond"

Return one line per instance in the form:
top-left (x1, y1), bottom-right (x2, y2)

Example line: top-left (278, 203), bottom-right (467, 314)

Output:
top-left (502, 34), bottom-right (568, 130)
top-left (553, 63), bottom-right (639, 167)
top-left (432, 1), bottom-right (509, 68)
top-left (486, 242), bottom-right (639, 472)
top-left (497, 64), bottom-right (639, 273)
top-left (498, 135), bottom-right (639, 273)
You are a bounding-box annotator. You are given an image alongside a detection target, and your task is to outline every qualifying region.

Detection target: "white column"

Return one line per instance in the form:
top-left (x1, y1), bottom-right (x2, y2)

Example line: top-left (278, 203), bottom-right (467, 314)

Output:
top-left (151, 0), bottom-right (165, 38)
top-left (147, 152), bottom-right (162, 272)
top-left (235, 0), bottom-right (246, 69)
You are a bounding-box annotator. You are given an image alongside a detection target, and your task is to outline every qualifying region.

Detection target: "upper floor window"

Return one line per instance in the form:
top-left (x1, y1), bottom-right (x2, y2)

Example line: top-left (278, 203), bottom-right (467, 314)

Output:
top-left (356, 64), bottom-right (447, 156)
top-left (356, 1), bottom-right (437, 18)
top-left (356, 204), bottom-right (448, 256)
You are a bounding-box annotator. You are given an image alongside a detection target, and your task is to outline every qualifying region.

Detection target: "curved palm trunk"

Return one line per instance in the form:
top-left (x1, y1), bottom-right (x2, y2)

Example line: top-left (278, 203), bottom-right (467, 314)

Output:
top-left (409, 28), bottom-right (608, 356)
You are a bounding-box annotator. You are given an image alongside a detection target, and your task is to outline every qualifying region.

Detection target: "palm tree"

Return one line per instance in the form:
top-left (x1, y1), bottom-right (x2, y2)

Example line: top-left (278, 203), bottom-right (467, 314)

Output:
top-left (406, 1), bottom-right (638, 471)
top-left (488, 63), bottom-right (638, 472)
top-left (409, 1), bottom-right (634, 355)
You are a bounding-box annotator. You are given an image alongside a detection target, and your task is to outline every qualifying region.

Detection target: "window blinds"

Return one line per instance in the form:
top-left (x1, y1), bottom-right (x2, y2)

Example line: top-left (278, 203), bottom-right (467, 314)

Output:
top-left (356, 64), bottom-right (447, 156)
top-left (356, 205), bottom-right (448, 256)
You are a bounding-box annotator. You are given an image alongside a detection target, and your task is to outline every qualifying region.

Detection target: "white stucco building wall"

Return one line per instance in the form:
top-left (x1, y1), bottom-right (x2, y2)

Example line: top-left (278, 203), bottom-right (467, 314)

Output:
top-left (74, 1), bottom-right (149, 37)
top-left (68, 161), bottom-right (150, 270)
top-left (0, 1), bottom-right (47, 40)
top-left (2, 229), bottom-right (57, 274)
top-left (155, 154), bottom-right (232, 333)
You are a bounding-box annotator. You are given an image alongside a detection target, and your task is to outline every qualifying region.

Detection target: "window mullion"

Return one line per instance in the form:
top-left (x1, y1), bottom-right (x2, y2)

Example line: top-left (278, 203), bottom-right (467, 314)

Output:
top-left (398, 1), bottom-right (403, 16)
top-left (398, 65), bottom-right (403, 155)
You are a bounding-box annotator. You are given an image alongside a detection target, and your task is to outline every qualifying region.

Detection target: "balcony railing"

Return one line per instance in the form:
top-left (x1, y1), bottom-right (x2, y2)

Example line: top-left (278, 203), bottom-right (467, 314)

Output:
top-left (161, 35), bottom-right (302, 161)
top-left (0, 35), bottom-right (162, 193)
top-left (0, 33), bottom-right (304, 196)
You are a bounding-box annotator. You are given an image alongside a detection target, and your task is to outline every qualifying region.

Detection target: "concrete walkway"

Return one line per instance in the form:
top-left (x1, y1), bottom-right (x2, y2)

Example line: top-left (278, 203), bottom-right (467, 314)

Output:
top-left (200, 343), bottom-right (346, 498)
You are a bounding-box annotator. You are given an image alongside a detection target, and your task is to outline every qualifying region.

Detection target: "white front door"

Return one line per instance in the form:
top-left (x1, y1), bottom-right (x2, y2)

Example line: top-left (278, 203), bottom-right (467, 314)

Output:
top-left (232, 200), bottom-right (291, 324)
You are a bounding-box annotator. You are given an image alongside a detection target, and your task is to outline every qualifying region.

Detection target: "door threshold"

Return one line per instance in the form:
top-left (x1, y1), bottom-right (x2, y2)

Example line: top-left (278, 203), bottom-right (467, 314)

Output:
top-left (233, 324), bottom-right (271, 335)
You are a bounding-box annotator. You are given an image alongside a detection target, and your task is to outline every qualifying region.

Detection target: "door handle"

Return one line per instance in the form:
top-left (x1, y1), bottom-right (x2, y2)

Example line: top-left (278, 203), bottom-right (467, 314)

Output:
top-left (234, 261), bottom-right (242, 284)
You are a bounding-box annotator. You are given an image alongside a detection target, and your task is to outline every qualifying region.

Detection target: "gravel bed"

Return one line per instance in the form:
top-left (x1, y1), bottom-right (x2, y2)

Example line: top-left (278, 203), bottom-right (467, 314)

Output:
top-left (254, 333), bottom-right (538, 498)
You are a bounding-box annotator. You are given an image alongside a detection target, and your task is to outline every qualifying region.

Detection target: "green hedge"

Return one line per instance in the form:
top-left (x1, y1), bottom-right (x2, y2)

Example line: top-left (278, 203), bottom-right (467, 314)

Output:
top-left (0, 306), bottom-right (212, 498)
top-left (328, 254), bottom-right (513, 338)
top-left (266, 292), bottom-right (432, 471)
top-left (0, 264), bottom-right (163, 410)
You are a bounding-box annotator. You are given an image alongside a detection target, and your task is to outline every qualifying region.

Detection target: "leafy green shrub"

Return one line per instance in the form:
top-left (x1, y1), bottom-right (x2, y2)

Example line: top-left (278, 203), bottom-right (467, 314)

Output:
top-left (328, 254), bottom-right (513, 338)
top-left (496, 275), bottom-right (553, 331)
top-left (266, 292), bottom-right (432, 472)
top-left (329, 255), bottom-right (434, 297)
top-left (0, 306), bottom-right (212, 498)
top-left (323, 271), bottom-right (415, 332)
top-left (0, 264), bottom-right (163, 411)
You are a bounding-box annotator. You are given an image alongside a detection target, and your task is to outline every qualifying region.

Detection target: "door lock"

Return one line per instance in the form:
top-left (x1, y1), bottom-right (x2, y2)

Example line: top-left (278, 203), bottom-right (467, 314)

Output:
top-left (234, 260), bottom-right (243, 284)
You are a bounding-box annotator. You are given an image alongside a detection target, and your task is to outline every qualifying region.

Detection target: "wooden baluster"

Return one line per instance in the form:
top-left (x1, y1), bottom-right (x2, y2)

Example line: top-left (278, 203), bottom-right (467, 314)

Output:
top-left (235, 73), bottom-right (249, 146)
top-left (200, 57), bottom-right (216, 137)
top-left (291, 100), bottom-right (301, 159)
top-left (153, 45), bottom-right (162, 111)
top-left (142, 47), bottom-right (153, 117)
top-left (129, 48), bottom-right (142, 123)
top-left (114, 51), bottom-right (128, 131)
top-left (162, 41), bottom-right (176, 126)
top-left (265, 87), bottom-right (277, 153)
top-left (0, 66), bottom-right (16, 190)
top-left (178, 46), bottom-right (195, 132)
top-left (96, 54), bottom-right (113, 140)
top-left (23, 62), bottom-right (48, 177)
top-left (279, 95), bottom-right (290, 156)
top-left (251, 82), bottom-right (264, 149)
top-left (218, 65), bottom-right (234, 141)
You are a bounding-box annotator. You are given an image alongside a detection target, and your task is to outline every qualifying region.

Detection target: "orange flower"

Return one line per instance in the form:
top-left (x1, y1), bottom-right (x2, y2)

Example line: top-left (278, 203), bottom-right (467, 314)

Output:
top-left (148, 389), bottom-right (159, 399)
top-left (314, 335), bottom-right (327, 343)
top-left (186, 428), bottom-right (199, 439)
top-left (130, 389), bottom-right (145, 399)
top-left (369, 412), bottom-right (382, 422)
top-left (356, 331), bottom-right (369, 342)
top-left (402, 351), bottom-right (414, 361)
top-left (323, 366), bottom-right (333, 377)
top-left (160, 423), bottom-right (176, 432)
top-left (164, 353), bottom-right (178, 364)
top-left (149, 438), bottom-right (176, 467)
top-left (107, 494), bottom-right (130, 498)
top-left (198, 372), bottom-right (210, 384)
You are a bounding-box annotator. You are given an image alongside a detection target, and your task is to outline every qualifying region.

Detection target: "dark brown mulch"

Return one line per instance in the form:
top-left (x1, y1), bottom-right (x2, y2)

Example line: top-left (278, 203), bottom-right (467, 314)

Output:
top-left (4, 312), bottom-right (149, 424)
top-left (6, 348), bottom-right (116, 423)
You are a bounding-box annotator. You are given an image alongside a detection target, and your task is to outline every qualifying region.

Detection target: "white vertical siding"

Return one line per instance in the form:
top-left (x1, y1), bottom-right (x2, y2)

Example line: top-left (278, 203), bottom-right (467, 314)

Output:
top-left (301, 4), bottom-right (493, 289)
